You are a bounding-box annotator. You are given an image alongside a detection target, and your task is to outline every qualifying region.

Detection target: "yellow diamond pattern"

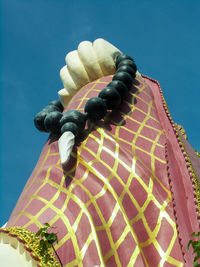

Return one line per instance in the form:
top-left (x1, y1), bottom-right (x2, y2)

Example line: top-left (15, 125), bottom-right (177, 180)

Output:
top-left (7, 76), bottom-right (184, 266)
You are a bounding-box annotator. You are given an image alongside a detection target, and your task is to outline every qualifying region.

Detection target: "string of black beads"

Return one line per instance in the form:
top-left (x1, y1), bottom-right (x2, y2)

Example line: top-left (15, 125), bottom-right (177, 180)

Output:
top-left (34, 53), bottom-right (137, 138)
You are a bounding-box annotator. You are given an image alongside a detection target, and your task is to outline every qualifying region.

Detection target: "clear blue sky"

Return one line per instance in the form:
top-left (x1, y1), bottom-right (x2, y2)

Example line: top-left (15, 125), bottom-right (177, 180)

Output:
top-left (1, 0), bottom-right (200, 226)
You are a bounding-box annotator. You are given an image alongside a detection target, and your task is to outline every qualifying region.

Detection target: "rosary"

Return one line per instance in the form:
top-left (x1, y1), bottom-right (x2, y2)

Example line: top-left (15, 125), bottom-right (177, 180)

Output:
top-left (34, 53), bottom-right (137, 164)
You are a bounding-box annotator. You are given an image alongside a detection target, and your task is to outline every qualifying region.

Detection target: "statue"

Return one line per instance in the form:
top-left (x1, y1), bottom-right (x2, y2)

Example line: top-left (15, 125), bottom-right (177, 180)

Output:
top-left (0, 39), bottom-right (199, 266)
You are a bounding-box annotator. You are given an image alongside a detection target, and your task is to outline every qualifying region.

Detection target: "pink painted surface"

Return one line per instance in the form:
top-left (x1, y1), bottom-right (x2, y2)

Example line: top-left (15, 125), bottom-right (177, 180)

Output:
top-left (5, 75), bottom-right (199, 266)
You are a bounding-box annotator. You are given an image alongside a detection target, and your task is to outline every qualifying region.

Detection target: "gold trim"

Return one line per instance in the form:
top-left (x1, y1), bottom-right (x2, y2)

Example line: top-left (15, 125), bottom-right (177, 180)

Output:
top-left (175, 127), bottom-right (200, 215)
top-left (0, 227), bottom-right (60, 267)
top-left (174, 123), bottom-right (187, 140)
top-left (196, 150), bottom-right (200, 158)
top-left (153, 79), bottom-right (199, 214)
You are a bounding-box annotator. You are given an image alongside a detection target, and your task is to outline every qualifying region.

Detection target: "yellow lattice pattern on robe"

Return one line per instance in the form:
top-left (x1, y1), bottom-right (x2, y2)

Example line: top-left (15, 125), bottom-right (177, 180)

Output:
top-left (7, 76), bottom-right (184, 266)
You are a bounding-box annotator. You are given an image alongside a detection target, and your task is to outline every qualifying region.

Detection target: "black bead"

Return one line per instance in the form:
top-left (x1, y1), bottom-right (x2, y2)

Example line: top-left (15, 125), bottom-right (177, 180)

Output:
top-left (116, 54), bottom-right (134, 67)
top-left (113, 71), bottom-right (133, 89)
top-left (61, 122), bottom-right (79, 136)
top-left (48, 100), bottom-right (64, 112)
top-left (118, 59), bottom-right (137, 72)
top-left (44, 111), bottom-right (63, 133)
top-left (84, 97), bottom-right (107, 122)
top-left (60, 110), bottom-right (86, 130)
top-left (98, 87), bottom-right (121, 110)
top-left (107, 80), bottom-right (128, 98)
top-left (34, 110), bottom-right (49, 132)
top-left (117, 65), bottom-right (136, 78)
top-left (43, 105), bottom-right (60, 113)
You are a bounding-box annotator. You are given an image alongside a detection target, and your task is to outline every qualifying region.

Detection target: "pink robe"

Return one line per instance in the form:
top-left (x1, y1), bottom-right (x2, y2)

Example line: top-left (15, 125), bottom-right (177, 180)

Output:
top-left (3, 74), bottom-right (200, 266)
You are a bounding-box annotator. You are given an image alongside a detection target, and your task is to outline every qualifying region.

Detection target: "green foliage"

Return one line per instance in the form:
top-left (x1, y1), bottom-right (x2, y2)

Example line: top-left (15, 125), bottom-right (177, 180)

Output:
top-left (187, 232), bottom-right (200, 266)
top-left (36, 223), bottom-right (62, 266)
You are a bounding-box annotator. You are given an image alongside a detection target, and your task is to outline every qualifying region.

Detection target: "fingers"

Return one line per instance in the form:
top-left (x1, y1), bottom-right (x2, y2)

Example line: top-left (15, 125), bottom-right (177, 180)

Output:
top-left (59, 38), bottom-right (121, 107)
top-left (60, 66), bottom-right (77, 94)
top-left (58, 88), bottom-right (72, 108)
top-left (65, 50), bottom-right (90, 88)
top-left (78, 41), bottom-right (104, 81)
top-left (93, 38), bottom-right (120, 75)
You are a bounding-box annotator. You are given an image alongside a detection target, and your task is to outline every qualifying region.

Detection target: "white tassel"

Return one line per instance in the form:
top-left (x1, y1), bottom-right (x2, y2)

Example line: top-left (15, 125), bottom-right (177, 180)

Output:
top-left (58, 131), bottom-right (75, 165)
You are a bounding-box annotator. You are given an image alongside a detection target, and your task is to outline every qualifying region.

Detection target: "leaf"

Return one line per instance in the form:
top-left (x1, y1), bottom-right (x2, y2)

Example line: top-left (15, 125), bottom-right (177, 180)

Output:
top-left (39, 239), bottom-right (47, 255)
top-left (191, 232), bottom-right (200, 238)
top-left (36, 223), bottom-right (62, 265)
top-left (36, 228), bottom-right (43, 237)
top-left (196, 232), bottom-right (200, 237)
top-left (40, 245), bottom-right (47, 256)
top-left (192, 241), bottom-right (200, 251)
top-left (40, 248), bottom-right (45, 256)
top-left (44, 240), bottom-right (49, 246)
top-left (44, 254), bottom-right (50, 263)
top-left (44, 233), bottom-right (50, 240)
top-left (49, 233), bottom-right (57, 240)
top-left (194, 255), bottom-right (200, 267)
top-left (45, 240), bottom-right (52, 249)
top-left (53, 238), bottom-right (58, 245)
top-left (44, 223), bottom-right (50, 228)
top-left (41, 232), bottom-right (46, 238)
top-left (187, 232), bottom-right (200, 266)
top-left (39, 239), bottom-right (45, 246)
top-left (187, 240), bottom-right (193, 250)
